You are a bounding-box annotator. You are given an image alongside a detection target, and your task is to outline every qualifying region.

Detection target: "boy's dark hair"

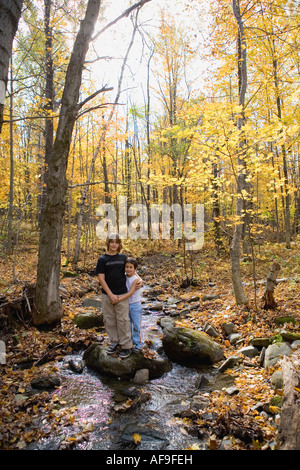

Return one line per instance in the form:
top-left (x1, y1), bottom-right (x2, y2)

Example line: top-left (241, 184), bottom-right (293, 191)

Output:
top-left (106, 233), bottom-right (122, 252)
top-left (125, 257), bottom-right (138, 269)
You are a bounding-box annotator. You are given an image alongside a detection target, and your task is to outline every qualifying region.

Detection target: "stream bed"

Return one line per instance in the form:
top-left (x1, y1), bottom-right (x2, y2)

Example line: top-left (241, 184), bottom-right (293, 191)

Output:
top-left (28, 294), bottom-right (234, 451)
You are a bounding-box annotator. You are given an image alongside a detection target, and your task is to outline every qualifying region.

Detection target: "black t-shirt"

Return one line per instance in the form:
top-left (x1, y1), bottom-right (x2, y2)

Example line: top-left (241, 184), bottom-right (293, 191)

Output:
top-left (95, 253), bottom-right (127, 295)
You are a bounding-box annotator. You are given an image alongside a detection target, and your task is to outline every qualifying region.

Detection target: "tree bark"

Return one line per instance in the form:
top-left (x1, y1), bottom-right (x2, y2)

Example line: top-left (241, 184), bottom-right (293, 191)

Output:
top-left (0, 0), bottom-right (23, 133)
top-left (277, 353), bottom-right (300, 450)
top-left (34, 0), bottom-right (102, 325)
top-left (262, 261), bottom-right (280, 309)
top-left (230, 0), bottom-right (249, 305)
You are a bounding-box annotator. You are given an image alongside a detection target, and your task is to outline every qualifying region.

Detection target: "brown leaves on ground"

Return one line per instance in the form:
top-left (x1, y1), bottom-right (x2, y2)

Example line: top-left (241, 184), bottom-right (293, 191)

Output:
top-left (0, 239), bottom-right (299, 450)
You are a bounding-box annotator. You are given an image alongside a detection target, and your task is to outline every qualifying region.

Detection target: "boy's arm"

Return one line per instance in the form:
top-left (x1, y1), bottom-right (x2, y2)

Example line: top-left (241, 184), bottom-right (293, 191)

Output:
top-left (118, 279), bottom-right (139, 301)
top-left (135, 272), bottom-right (143, 290)
top-left (98, 273), bottom-right (119, 304)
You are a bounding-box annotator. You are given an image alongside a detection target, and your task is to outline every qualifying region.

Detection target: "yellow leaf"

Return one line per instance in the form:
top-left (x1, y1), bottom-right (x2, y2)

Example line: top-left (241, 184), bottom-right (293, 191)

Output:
top-left (132, 433), bottom-right (141, 444)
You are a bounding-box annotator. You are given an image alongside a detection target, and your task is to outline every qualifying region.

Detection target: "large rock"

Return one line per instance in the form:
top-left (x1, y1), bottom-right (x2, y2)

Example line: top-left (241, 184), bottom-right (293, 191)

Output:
top-left (264, 342), bottom-right (292, 370)
top-left (161, 320), bottom-right (224, 366)
top-left (73, 311), bottom-right (104, 329)
top-left (83, 343), bottom-right (172, 380)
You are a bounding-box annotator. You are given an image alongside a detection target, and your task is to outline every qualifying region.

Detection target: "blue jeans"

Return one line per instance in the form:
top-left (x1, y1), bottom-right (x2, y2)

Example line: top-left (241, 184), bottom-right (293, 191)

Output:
top-left (129, 302), bottom-right (143, 349)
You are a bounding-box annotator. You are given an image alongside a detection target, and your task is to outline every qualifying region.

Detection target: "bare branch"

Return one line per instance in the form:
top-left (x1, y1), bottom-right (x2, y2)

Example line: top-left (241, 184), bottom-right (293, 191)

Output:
top-left (92, 0), bottom-right (152, 42)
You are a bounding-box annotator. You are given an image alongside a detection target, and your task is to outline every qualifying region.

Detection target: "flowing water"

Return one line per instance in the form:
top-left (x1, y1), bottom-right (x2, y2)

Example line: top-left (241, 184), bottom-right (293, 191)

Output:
top-left (28, 294), bottom-right (234, 451)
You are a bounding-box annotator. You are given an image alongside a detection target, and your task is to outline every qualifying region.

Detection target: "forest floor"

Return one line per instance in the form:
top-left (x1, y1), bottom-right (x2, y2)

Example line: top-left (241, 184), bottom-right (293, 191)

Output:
top-left (0, 235), bottom-right (299, 451)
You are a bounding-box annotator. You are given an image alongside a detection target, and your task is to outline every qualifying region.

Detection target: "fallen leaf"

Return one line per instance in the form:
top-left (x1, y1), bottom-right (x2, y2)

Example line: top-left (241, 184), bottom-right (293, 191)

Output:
top-left (132, 433), bottom-right (142, 444)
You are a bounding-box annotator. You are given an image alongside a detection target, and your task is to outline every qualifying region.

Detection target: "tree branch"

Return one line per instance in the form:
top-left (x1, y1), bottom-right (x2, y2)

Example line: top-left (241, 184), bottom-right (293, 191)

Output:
top-left (92, 0), bottom-right (152, 42)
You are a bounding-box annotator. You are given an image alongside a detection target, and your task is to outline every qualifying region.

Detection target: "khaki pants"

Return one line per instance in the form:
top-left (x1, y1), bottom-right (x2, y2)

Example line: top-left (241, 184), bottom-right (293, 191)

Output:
top-left (101, 294), bottom-right (132, 349)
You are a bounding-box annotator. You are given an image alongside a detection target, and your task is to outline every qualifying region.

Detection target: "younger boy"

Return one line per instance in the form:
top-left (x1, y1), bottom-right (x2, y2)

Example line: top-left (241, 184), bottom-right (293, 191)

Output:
top-left (118, 257), bottom-right (143, 353)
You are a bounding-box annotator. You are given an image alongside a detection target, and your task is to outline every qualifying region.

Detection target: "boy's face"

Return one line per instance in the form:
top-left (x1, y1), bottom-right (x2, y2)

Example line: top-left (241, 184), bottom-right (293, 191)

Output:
top-left (108, 239), bottom-right (119, 252)
top-left (125, 262), bottom-right (135, 276)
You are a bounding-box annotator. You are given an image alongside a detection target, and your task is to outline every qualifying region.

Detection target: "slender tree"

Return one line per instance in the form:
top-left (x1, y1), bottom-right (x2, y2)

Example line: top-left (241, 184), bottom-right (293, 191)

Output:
top-left (0, 0), bottom-right (24, 132)
top-left (34, 0), bottom-right (102, 325)
top-left (230, 0), bottom-right (249, 305)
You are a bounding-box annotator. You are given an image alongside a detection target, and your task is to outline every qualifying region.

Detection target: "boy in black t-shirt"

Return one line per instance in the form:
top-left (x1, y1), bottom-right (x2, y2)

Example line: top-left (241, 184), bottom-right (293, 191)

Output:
top-left (96, 234), bottom-right (140, 359)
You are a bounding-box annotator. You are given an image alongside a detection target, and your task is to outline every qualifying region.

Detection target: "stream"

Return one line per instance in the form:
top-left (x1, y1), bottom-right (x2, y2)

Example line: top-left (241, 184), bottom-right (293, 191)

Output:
top-left (28, 289), bottom-right (234, 451)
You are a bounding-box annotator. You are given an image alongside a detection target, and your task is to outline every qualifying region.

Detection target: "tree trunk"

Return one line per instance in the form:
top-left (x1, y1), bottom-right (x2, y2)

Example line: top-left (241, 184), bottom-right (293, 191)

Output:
top-left (0, 0), bottom-right (23, 133)
top-left (262, 261), bottom-right (280, 309)
top-left (7, 63), bottom-right (14, 255)
top-left (230, 0), bottom-right (249, 305)
top-left (34, 0), bottom-right (101, 326)
top-left (38, 0), bottom-right (54, 223)
top-left (277, 353), bottom-right (300, 450)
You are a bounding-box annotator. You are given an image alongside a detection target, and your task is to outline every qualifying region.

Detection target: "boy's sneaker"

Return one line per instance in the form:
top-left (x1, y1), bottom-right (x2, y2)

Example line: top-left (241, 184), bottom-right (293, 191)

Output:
top-left (119, 349), bottom-right (132, 359)
top-left (107, 342), bottom-right (118, 355)
top-left (133, 347), bottom-right (142, 354)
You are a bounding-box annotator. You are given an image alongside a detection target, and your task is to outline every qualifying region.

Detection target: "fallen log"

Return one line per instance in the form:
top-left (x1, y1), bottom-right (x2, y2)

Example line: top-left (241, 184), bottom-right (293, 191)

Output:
top-left (277, 352), bottom-right (300, 450)
top-left (262, 261), bottom-right (281, 310)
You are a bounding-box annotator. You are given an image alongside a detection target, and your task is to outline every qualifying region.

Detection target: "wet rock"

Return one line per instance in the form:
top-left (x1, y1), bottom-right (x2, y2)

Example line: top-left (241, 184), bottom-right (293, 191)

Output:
top-left (161, 320), bottom-right (224, 366)
top-left (133, 369), bottom-right (149, 384)
top-left (195, 373), bottom-right (210, 389)
top-left (119, 422), bottom-right (169, 450)
top-left (83, 343), bottom-right (172, 380)
top-left (68, 358), bottom-right (84, 374)
top-left (31, 374), bottom-right (61, 390)
top-left (190, 394), bottom-right (210, 411)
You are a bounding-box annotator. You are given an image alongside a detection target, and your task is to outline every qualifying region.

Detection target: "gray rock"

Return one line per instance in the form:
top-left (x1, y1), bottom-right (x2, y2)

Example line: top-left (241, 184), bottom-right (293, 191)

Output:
top-left (229, 333), bottom-right (241, 344)
top-left (195, 374), bottom-right (210, 389)
top-left (190, 395), bottom-right (210, 411)
top-left (217, 355), bottom-right (241, 372)
top-left (237, 345), bottom-right (259, 358)
top-left (82, 297), bottom-right (102, 309)
top-left (83, 343), bottom-right (172, 380)
top-left (270, 370), bottom-right (283, 390)
top-left (148, 302), bottom-right (164, 311)
top-left (222, 322), bottom-right (236, 335)
top-left (167, 297), bottom-right (181, 305)
top-left (264, 342), bottom-right (292, 370)
top-left (133, 369), bottom-right (149, 384)
top-left (226, 386), bottom-right (239, 396)
top-left (68, 358), bottom-right (84, 374)
top-left (0, 340), bottom-right (6, 365)
top-left (204, 323), bottom-right (219, 338)
top-left (31, 374), bottom-right (61, 390)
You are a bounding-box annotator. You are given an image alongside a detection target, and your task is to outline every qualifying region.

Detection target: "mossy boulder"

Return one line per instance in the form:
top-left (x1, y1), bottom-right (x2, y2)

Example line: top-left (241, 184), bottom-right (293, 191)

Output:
top-left (83, 343), bottom-right (172, 380)
top-left (161, 320), bottom-right (224, 366)
top-left (73, 312), bottom-right (104, 329)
